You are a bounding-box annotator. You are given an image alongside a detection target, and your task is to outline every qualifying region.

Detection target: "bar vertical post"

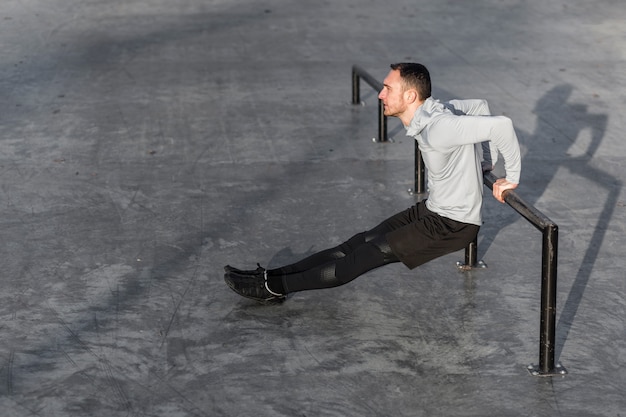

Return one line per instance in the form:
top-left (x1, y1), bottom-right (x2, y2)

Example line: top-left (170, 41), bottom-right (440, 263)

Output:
top-left (465, 237), bottom-right (478, 267)
top-left (352, 68), bottom-right (360, 105)
top-left (539, 224), bottom-right (559, 373)
top-left (414, 144), bottom-right (425, 194)
top-left (377, 99), bottom-right (387, 142)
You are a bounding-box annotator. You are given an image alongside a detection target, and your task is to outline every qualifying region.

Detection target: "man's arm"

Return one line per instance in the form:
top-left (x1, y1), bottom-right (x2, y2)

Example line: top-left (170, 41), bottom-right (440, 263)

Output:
top-left (446, 99), bottom-right (499, 171)
top-left (446, 99), bottom-right (490, 116)
top-left (430, 106), bottom-right (522, 203)
top-left (467, 116), bottom-right (521, 203)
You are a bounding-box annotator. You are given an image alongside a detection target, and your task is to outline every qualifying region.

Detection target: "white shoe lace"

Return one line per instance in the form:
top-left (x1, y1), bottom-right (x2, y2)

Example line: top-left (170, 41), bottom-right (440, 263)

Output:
top-left (263, 270), bottom-right (284, 297)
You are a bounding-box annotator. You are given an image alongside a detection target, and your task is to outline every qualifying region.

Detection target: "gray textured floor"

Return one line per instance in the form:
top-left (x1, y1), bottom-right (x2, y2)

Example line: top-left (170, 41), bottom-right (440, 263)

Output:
top-left (1, 1), bottom-right (625, 416)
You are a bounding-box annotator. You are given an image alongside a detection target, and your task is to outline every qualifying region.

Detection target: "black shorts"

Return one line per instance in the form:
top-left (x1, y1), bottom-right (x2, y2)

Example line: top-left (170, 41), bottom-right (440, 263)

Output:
top-left (383, 201), bottom-right (480, 269)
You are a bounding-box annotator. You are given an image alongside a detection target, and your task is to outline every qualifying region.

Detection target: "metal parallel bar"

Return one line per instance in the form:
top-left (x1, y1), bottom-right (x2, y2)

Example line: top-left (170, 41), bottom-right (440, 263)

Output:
top-left (482, 172), bottom-right (555, 231)
top-left (352, 64), bottom-right (384, 92)
top-left (351, 65), bottom-right (388, 142)
top-left (482, 171), bottom-right (563, 376)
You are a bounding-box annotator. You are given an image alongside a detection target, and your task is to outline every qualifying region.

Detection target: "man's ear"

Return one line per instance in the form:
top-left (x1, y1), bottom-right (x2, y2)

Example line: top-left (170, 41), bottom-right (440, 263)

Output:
top-left (404, 89), bottom-right (418, 103)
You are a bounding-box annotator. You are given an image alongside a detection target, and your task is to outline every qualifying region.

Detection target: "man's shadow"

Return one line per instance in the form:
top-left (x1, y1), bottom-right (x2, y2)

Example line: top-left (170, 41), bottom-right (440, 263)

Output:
top-left (478, 84), bottom-right (616, 361)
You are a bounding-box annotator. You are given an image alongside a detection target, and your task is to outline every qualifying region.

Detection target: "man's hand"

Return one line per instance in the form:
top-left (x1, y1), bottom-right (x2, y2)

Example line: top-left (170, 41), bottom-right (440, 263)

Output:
top-left (493, 178), bottom-right (517, 203)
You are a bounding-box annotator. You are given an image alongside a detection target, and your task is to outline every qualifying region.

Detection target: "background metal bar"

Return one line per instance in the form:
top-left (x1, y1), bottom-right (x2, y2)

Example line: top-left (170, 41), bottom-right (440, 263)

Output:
top-left (352, 64), bottom-right (383, 92)
top-left (352, 65), bottom-right (388, 142)
top-left (351, 69), bottom-right (360, 105)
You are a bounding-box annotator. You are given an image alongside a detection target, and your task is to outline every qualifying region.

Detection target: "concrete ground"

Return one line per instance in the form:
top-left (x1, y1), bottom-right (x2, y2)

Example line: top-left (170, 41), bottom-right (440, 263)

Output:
top-left (1, 0), bottom-right (625, 416)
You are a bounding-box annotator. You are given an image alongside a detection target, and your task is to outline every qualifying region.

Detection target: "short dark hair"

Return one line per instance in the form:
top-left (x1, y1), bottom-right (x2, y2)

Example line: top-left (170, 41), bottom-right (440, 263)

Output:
top-left (390, 63), bottom-right (431, 100)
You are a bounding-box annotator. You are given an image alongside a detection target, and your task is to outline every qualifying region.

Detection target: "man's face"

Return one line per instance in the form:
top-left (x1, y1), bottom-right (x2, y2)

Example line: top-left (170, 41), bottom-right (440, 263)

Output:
top-left (378, 69), bottom-right (408, 118)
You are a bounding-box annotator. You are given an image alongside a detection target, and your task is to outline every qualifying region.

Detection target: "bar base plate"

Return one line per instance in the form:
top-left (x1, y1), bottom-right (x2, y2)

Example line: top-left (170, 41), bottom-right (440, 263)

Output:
top-left (527, 363), bottom-right (567, 377)
top-left (456, 260), bottom-right (488, 271)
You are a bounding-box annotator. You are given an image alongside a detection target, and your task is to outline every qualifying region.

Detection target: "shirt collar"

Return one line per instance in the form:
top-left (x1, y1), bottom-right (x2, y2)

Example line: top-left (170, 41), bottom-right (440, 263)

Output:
top-left (405, 97), bottom-right (450, 137)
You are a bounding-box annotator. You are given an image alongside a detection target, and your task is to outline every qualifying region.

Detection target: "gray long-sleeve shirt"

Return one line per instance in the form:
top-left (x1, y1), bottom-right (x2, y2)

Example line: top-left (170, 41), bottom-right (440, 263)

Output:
top-left (405, 97), bottom-right (521, 226)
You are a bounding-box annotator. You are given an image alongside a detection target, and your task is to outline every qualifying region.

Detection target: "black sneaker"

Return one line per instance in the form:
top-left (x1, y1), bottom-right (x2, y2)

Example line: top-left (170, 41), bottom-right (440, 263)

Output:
top-left (223, 263), bottom-right (264, 275)
top-left (224, 268), bottom-right (286, 305)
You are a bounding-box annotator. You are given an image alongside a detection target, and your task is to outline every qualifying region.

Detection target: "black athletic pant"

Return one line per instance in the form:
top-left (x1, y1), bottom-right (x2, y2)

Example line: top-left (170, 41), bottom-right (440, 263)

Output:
top-left (268, 200), bottom-right (480, 294)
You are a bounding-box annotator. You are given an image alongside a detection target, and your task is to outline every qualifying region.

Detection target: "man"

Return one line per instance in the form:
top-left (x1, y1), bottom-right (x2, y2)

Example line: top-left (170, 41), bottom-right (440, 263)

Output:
top-left (224, 62), bottom-right (521, 304)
